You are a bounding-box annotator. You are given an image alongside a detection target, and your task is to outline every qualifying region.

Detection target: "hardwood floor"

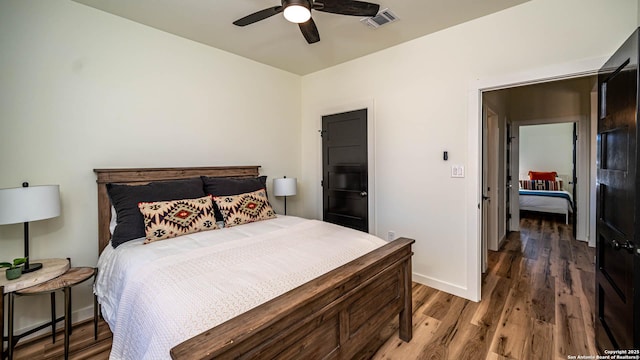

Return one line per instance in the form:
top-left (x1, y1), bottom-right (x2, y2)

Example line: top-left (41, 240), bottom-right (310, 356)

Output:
top-left (11, 319), bottom-right (112, 360)
top-left (10, 213), bottom-right (596, 359)
top-left (372, 212), bottom-right (597, 360)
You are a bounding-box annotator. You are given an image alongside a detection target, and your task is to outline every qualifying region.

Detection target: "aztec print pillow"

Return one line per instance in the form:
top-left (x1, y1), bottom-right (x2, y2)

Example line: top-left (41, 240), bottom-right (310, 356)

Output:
top-left (138, 195), bottom-right (218, 244)
top-left (519, 179), bottom-right (563, 191)
top-left (213, 189), bottom-right (276, 228)
top-left (201, 176), bottom-right (268, 222)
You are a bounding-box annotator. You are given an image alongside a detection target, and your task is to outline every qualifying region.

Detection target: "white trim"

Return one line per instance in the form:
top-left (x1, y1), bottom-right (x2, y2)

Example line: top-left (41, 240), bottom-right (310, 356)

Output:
top-left (589, 90), bottom-right (598, 247)
top-left (315, 99), bottom-right (377, 234)
top-left (498, 233), bottom-right (507, 249)
top-left (512, 115), bottom-right (583, 126)
top-left (13, 305), bottom-right (95, 342)
top-left (510, 125), bottom-right (521, 231)
top-left (467, 56), bottom-right (606, 302)
top-left (412, 272), bottom-right (469, 299)
top-left (467, 86), bottom-right (482, 302)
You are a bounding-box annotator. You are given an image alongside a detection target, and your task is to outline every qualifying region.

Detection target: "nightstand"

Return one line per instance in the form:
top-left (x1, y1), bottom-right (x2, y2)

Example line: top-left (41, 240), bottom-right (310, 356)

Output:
top-left (1, 258), bottom-right (69, 360)
top-left (1, 260), bottom-right (97, 360)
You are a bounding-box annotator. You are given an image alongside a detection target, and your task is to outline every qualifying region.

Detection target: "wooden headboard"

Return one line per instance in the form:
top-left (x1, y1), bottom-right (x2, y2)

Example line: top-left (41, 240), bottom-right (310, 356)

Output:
top-left (93, 166), bottom-right (261, 254)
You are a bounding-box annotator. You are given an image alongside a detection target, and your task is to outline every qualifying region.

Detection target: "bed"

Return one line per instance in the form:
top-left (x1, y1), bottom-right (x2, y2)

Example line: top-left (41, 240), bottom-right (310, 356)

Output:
top-left (518, 171), bottom-right (574, 224)
top-left (93, 166), bottom-right (414, 360)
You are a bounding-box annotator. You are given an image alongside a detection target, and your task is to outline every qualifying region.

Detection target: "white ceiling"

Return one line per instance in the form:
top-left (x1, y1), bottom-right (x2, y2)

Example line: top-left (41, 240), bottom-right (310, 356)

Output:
top-left (73, 0), bottom-right (529, 75)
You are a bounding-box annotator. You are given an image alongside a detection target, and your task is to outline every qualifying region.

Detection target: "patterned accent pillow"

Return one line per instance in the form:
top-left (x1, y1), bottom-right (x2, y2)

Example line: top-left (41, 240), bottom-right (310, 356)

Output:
top-left (213, 189), bottom-right (276, 228)
top-left (519, 180), bottom-right (563, 191)
top-left (201, 176), bottom-right (268, 222)
top-left (138, 195), bottom-right (218, 244)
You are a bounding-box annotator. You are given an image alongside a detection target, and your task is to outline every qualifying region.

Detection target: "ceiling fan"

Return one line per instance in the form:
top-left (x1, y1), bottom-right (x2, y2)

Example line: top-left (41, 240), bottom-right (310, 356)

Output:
top-left (233, 0), bottom-right (380, 44)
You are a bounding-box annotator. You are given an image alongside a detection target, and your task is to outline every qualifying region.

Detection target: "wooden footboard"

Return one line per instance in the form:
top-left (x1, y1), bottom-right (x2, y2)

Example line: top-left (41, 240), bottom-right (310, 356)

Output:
top-left (171, 237), bottom-right (414, 360)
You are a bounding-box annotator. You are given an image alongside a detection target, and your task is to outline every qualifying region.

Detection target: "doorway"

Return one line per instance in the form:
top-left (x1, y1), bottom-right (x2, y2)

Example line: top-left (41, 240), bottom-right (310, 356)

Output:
top-left (480, 76), bottom-right (597, 307)
top-left (481, 76), bottom-right (595, 242)
top-left (467, 56), bottom-right (606, 302)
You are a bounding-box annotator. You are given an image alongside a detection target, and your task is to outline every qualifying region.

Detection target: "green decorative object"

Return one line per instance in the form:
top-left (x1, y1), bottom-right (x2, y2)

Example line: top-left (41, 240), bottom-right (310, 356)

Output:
top-left (5, 267), bottom-right (22, 280)
top-left (1, 257), bottom-right (27, 280)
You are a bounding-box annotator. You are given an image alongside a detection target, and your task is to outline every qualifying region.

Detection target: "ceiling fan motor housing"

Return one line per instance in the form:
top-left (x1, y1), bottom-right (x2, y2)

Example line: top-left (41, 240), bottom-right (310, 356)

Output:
top-left (282, 0), bottom-right (312, 7)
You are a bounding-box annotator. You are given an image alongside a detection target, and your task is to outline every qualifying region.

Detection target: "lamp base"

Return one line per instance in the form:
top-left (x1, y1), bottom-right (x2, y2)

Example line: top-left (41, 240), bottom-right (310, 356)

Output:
top-left (22, 262), bottom-right (43, 273)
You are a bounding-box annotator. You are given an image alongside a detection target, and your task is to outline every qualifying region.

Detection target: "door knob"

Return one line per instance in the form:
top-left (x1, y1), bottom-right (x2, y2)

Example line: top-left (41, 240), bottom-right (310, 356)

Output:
top-left (611, 240), bottom-right (634, 252)
top-left (360, 191), bottom-right (368, 197)
top-left (621, 240), bottom-right (635, 253)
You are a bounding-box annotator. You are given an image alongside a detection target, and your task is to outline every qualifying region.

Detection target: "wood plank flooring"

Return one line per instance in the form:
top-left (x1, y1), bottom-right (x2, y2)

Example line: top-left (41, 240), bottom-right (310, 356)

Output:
top-left (10, 212), bottom-right (596, 359)
top-left (372, 213), bottom-right (597, 360)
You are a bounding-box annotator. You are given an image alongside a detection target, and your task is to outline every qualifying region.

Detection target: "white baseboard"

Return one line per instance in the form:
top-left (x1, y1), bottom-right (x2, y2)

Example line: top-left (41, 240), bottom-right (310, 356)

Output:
top-left (412, 272), bottom-right (477, 302)
top-left (498, 234), bottom-right (506, 249)
top-left (11, 305), bottom-right (96, 342)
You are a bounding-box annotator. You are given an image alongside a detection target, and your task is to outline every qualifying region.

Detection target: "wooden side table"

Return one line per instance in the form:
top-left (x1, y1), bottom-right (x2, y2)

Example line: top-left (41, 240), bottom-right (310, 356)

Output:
top-left (1, 258), bottom-right (69, 360)
top-left (11, 267), bottom-right (97, 360)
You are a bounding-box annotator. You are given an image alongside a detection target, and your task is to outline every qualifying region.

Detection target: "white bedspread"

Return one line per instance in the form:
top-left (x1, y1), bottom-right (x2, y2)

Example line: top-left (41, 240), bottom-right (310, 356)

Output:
top-left (95, 216), bottom-right (386, 360)
top-left (519, 190), bottom-right (573, 214)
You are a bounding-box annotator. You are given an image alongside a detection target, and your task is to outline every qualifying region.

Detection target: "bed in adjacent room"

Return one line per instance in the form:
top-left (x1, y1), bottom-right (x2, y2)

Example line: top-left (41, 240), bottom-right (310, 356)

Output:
top-left (519, 171), bottom-right (574, 224)
top-left (93, 166), bottom-right (414, 360)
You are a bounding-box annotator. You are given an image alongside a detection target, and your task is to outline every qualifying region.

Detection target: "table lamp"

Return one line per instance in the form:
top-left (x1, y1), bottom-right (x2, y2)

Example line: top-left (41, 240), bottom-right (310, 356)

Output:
top-left (273, 177), bottom-right (297, 215)
top-left (0, 182), bottom-right (61, 273)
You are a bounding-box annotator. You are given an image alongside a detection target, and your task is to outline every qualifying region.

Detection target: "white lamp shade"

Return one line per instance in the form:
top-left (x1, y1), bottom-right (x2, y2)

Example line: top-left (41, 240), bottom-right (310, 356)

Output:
top-left (0, 185), bottom-right (61, 225)
top-left (273, 178), bottom-right (297, 197)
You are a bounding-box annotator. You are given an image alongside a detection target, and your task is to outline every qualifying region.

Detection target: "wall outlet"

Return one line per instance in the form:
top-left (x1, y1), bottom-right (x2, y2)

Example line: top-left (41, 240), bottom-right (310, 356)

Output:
top-left (388, 231), bottom-right (396, 241)
top-left (451, 165), bottom-right (465, 178)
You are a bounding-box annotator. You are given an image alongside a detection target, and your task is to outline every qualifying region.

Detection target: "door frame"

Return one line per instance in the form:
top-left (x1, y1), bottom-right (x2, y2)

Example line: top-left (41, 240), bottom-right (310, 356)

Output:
top-left (510, 116), bottom-right (585, 230)
top-left (466, 57), bottom-right (606, 301)
top-left (316, 99), bottom-right (376, 234)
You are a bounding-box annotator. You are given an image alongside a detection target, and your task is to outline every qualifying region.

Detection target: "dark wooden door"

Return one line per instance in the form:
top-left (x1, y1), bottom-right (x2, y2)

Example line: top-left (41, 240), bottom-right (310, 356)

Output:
top-left (596, 28), bottom-right (639, 350)
top-left (322, 109), bottom-right (368, 232)
top-left (506, 122), bottom-right (512, 232)
top-left (572, 122), bottom-right (577, 237)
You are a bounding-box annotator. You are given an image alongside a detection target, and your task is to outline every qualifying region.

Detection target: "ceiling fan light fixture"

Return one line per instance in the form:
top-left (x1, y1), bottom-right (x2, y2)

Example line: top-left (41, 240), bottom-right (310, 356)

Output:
top-left (283, 0), bottom-right (311, 23)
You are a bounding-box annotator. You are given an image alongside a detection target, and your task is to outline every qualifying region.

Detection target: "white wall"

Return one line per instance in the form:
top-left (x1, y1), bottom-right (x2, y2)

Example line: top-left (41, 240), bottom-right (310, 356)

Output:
top-left (519, 123), bottom-right (574, 182)
top-left (300, 0), bottom-right (637, 300)
top-left (0, 0), bottom-right (301, 332)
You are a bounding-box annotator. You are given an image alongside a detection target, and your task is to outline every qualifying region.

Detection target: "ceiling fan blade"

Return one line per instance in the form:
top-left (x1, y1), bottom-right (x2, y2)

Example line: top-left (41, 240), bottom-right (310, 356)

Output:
top-left (233, 6), bottom-right (283, 26)
top-left (314, 0), bottom-right (379, 16)
top-left (299, 18), bottom-right (320, 44)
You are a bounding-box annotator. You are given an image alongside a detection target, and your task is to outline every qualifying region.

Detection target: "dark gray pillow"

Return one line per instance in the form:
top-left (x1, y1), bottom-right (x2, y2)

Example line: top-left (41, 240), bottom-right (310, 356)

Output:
top-left (107, 177), bottom-right (206, 248)
top-left (201, 176), bottom-right (268, 221)
top-left (201, 176), bottom-right (267, 196)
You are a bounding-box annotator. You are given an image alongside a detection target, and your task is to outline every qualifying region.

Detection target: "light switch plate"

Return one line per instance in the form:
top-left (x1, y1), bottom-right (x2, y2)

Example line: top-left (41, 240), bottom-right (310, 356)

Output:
top-left (451, 165), bottom-right (464, 178)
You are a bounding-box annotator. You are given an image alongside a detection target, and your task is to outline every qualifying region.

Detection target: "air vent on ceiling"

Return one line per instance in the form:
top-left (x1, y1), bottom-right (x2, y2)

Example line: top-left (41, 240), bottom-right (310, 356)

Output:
top-left (361, 8), bottom-right (399, 29)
